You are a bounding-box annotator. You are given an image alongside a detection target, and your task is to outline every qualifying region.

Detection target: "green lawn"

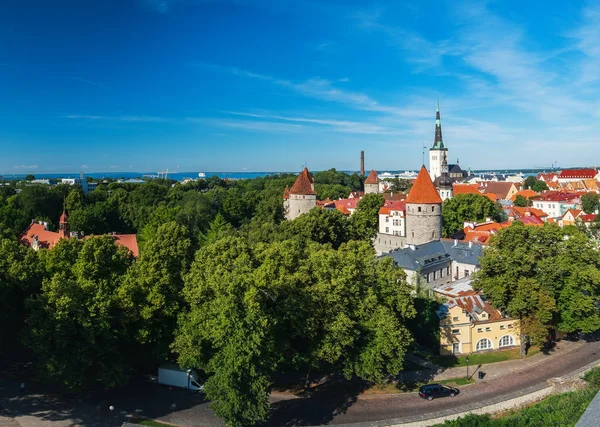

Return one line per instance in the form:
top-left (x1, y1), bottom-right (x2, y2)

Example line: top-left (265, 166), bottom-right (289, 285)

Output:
top-left (433, 367), bottom-right (600, 426)
top-left (418, 347), bottom-right (541, 369)
top-left (130, 419), bottom-right (173, 427)
top-left (437, 377), bottom-right (474, 387)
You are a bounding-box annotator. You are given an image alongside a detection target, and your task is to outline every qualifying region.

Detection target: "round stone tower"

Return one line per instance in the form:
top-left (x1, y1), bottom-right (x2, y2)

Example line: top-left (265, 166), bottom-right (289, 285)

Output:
top-left (285, 167), bottom-right (317, 220)
top-left (364, 169), bottom-right (380, 194)
top-left (406, 165), bottom-right (443, 245)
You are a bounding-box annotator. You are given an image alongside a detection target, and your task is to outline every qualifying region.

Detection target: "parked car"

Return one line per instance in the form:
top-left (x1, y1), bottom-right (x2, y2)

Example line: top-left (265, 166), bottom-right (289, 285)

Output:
top-left (418, 384), bottom-right (459, 400)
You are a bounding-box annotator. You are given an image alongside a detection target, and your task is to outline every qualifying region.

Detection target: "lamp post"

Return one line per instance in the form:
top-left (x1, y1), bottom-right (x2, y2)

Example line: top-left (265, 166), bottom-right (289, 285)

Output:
top-left (466, 356), bottom-right (470, 380)
top-left (109, 405), bottom-right (115, 427)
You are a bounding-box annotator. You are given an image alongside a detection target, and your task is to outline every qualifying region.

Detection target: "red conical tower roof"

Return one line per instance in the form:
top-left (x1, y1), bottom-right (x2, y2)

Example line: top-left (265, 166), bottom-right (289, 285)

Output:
top-left (365, 170), bottom-right (379, 184)
top-left (406, 166), bottom-right (443, 204)
top-left (283, 185), bottom-right (290, 200)
top-left (290, 168), bottom-right (316, 195)
top-left (60, 210), bottom-right (68, 223)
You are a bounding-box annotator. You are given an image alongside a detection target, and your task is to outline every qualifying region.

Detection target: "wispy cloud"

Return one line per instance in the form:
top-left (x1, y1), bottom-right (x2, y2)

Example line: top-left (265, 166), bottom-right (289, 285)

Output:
top-left (187, 117), bottom-right (305, 133)
top-left (70, 77), bottom-right (109, 89)
top-left (14, 164), bottom-right (38, 169)
top-left (64, 114), bottom-right (168, 122)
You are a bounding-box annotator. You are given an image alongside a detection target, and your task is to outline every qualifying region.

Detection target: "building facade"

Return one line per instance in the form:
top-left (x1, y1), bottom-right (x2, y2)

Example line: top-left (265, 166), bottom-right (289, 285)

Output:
top-left (436, 279), bottom-right (520, 355)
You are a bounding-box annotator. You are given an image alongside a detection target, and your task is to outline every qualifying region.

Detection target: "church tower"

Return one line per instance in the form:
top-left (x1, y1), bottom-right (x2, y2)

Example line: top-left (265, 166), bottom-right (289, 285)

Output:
top-left (406, 166), bottom-right (443, 246)
top-left (284, 168), bottom-right (317, 220)
top-left (58, 209), bottom-right (69, 240)
top-left (429, 100), bottom-right (448, 182)
top-left (435, 151), bottom-right (453, 201)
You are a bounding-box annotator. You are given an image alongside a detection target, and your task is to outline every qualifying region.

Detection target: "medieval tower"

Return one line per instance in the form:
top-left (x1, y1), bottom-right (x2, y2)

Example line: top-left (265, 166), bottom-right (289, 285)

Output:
top-left (429, 100), bottom-right (448, 182)
top-left (405, 166), bottom-right (443, 246)
top-left (364, 170), bottom-right (380, 194)
top-left (284, 167), bottom-right (317, 220)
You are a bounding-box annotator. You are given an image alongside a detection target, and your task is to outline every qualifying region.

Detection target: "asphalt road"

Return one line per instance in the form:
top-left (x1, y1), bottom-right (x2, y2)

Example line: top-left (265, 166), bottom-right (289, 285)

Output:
top-left (265, 339), bottom-right (600, 426)
top-left (1, 340), bottom-right (599, 427)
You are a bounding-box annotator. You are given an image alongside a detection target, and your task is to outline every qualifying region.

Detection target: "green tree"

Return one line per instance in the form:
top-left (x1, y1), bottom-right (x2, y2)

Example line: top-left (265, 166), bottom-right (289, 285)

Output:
top-left (513, 194), bottom-right (529, 207)
top-left (281, 208), bottom-right (350, 249)
top-left (174, 237), bottom-right (415, 426)
top-left (475, 222), bottom-right (600, 355)
top-left (0, 240), bottom-right (43, 351)
top-left (349, 193), bottom-right (385, 240)
top-left (120, 222), bottom-right (193, 363)
top-left (581, 193), bottom-right (600, 214)
top-left (442, 193), bottom-right (502, 237)
top-left (25, 237), bottom-right (134, 390)
top-left (25, 174), bottom-right (35, 181)
top-left (532, 180), bottom-right (549, 192)
top-left (199, 213), bottom-right (235, 247)
top-left (523, 176), bottom-right (537, 189)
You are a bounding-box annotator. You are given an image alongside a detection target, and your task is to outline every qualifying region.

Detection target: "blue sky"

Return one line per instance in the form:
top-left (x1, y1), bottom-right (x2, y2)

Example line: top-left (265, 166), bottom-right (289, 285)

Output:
top-left (1, 0), bottom-right (599, 173)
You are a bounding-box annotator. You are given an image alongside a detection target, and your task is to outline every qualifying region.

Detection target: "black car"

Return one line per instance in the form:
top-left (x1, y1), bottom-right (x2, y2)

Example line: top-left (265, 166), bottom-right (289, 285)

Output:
top-left (418, 384), bottom-right (460, 400)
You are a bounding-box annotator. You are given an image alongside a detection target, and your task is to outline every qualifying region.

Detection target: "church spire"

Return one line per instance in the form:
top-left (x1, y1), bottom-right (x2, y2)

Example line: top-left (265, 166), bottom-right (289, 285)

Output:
top-left (432, 99), bottom-right (445, 150)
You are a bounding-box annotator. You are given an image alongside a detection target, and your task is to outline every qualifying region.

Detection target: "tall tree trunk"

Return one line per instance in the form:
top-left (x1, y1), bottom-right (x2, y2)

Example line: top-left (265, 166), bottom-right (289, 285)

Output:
top-left (520, 334), bottom-right (527, 358)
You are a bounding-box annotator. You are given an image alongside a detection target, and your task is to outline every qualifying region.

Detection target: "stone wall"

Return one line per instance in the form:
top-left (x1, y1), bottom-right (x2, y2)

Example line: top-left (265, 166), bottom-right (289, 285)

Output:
top-left (406, 203), bottom-right (442, 245)
top-left (364, 183), bottom-right (379, 194)
top-left (374, 233), bottom-right (406, 255)
top-left (285, 194), bottom-right (317, 220)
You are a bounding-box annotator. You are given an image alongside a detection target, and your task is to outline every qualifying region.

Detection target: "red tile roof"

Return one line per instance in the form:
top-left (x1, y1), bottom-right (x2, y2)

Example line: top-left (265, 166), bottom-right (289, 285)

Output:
top-left (510, 189), bottom-right (539, 202)
top-left (379, 200), bottom-right (406, 215)
top-left (453, 184), bottom-right (481, 195)
top-left (478, 181), bottom-right (516, 200)
top-left (446, 294), bottom-right (503, 322)
top-left (537, 173), bottom-right (557, 181)
top-left (60, 211), bottom-right (68, 223)
top-left (334, 198), bottom-right (360, 211)
top-left (283, 186), bottom-right (290, 200)
top-left (406, 166), bottom-right (442, 204)
top-left (507, 206), bottom-right (548, 219)
top-left (559, 169), bottom-right (598, 179)
top-left (580, 214), bottom-right (598, 223)
top-left (289, 167), bottom-right (316, 195)
top-left (19, 221), bottom-right (139, 257)
top-left (382, 192), bottom-right (406, 201)
top-left (365, 169), bottom-right (379, 184)
top-left (538, 191), bottom-right (580, 202)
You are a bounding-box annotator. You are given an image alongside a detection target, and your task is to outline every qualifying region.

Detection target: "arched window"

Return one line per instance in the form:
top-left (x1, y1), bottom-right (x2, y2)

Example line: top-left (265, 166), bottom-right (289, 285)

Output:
top-left (476, 338), bottom-right (492, 351)
top-left (432, 206), bottom-right (435, 212)
top-left (499, 335), bottom-right (515, 347)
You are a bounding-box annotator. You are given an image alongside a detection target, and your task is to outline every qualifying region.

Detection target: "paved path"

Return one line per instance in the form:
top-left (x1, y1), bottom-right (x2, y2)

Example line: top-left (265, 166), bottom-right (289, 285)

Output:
top-left (1, 339), bottom-right (598, 427)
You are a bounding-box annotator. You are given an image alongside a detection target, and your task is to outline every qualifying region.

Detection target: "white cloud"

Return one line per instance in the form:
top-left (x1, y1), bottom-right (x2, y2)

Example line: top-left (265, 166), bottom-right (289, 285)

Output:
top-left (13, 165), bottom-right (38, 169)
top-left (64, 115), bottom-right (167, 122)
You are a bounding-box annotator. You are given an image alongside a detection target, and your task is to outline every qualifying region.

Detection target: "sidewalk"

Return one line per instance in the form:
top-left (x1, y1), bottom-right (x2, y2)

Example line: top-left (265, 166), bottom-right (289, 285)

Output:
top-left (434, 339), bottom-right (584, 381)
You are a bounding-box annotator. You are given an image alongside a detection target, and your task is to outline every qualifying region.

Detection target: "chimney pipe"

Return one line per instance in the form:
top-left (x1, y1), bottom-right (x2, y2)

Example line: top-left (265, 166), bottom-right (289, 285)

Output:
top-left (360, 151), bottom-right (365, 176)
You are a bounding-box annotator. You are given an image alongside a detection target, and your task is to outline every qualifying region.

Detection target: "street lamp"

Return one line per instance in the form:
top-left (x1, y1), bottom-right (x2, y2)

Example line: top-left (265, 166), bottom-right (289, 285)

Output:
top-left (109, 405), bottom-right (115, 427)
top-left (466, 356), bottom-right (470, 380)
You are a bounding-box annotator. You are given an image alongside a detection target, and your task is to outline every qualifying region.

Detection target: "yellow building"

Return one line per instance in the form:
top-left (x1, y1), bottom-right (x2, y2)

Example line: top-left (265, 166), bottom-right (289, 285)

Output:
top-left (436, 280), bottom-right (520, 355)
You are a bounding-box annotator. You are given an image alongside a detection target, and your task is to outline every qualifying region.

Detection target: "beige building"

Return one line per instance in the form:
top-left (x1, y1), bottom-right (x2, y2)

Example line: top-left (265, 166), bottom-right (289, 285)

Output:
top-left (435, 279), bottom-right (520, 355)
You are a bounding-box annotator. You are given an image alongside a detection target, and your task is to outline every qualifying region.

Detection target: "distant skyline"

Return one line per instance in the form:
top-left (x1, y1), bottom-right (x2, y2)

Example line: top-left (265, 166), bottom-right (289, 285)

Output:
top-left (1, 0), bottom-right (599, 174)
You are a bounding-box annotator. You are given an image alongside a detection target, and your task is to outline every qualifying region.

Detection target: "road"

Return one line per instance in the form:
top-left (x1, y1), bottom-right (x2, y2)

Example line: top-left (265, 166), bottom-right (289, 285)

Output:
top-left (1, 340), bottom-right (599, 427)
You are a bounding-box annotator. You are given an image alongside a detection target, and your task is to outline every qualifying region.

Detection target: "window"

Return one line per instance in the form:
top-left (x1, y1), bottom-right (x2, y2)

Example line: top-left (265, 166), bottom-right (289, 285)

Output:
top-left (452, 329), bottom-right (460, 335)
top-left (477, 328), bottom-right (483, 333)
top-left (385, 227), bottom-right (389, 233)
top-left (432, 206), bottom-right (435, 212)
top-left (452, 316), bottom-right (459, 322)
top-left (500, 325), bottom-right (506, 330)
top-left (499, 335), bottom-right (515, 347)
top-left (485, 327), bottom-right (491, 332)
top-left (464, 269), bottom-right (470, 277)
top-left (508, 324), bottom-right (513, 329)
top-left (412, 232), bottom-right (415, 238)
top-left (432, 231), bottom-right (435, 239)
top-left (418, 207), bottom-right (422, 212)
top-left (476, 338), bottom-right (493, 351)
top-left (386, 217), bottom-right (389, 223)
top-left (452, 343), bottom-right (460, 354)
top-left (447, 266), bottom-right (450, 276)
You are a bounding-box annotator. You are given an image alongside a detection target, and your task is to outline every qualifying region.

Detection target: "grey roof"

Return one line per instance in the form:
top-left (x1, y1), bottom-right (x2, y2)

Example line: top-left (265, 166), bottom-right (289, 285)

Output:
top-left (441, 240), bottom-right (484, 266)
top-left (381, 240), bottom-right (484, 271)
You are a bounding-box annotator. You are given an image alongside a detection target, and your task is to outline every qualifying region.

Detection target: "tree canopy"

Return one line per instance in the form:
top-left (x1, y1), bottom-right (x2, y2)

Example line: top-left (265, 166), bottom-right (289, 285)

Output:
top-left (442, 193), bottom-right (502, 237)
top-left (581, 193), bottom-right (600, 214)
top-left (475, 222), bottom-right (600, 354)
